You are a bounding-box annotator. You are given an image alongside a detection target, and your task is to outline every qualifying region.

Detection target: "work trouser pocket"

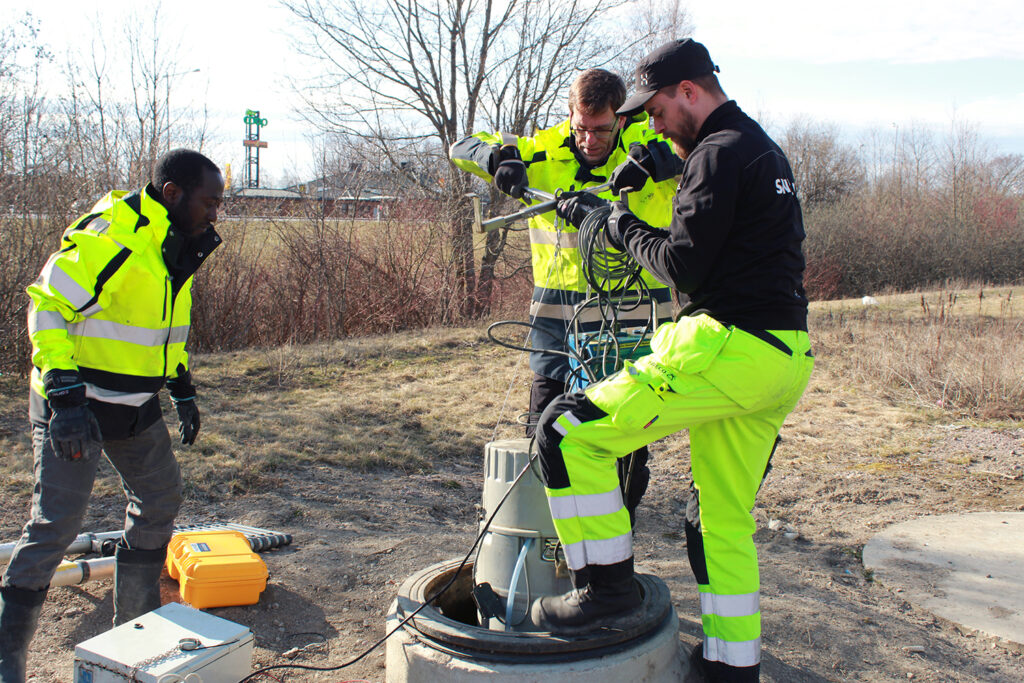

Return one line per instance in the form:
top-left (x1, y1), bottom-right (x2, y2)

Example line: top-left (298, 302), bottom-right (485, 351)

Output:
top-left (649, 314), bottom-right (732, 375)
top-left (586, 365), bottom-right (665, 432)
top-left (701, 328), bottom-right (794, 410)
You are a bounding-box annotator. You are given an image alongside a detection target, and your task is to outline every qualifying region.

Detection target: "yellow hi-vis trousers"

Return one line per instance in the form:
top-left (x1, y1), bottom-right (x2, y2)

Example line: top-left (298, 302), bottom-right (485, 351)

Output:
top-left (536, 314), bottom-right (813, 672)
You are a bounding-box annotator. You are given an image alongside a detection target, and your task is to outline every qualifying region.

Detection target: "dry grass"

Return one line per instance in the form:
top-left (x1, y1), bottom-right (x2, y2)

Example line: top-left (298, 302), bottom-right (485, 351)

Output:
top-left (812, 285), bottom-right (1024, 418)
top-left (176, 327), bottom-right (532, 496)
top-left (0, 286), bottom-right (1020, 502)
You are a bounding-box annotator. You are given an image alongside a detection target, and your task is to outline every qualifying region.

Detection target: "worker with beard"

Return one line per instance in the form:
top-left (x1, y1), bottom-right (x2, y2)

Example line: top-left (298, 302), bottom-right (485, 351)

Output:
top-left (0, 149), bottom-right (223, 683)
top-left (530, 40), bottom-right (813, 683)
top-left (450, 68), bottom-right (683, 529)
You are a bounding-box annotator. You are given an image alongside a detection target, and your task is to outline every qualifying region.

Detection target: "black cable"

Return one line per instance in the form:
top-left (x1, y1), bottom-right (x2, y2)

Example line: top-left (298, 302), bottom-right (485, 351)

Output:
top-left (487, 320), bottom-right (596, 385)
top-left (238, 439), bottom-right (542, 682)
top-left (578, 206), bottom-right (641, 295)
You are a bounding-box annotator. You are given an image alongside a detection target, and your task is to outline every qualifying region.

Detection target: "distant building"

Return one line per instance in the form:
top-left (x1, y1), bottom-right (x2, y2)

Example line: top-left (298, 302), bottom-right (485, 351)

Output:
top-left (224, 160), bottom-right (442, 220)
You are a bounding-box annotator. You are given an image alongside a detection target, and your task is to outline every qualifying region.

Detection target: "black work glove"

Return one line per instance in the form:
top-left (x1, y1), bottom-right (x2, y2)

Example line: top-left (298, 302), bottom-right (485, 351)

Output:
top-left (555, 191), bottom-right (608, 228)
top-left (44, 369), bottom-right (102, 462)
top-left (172, 399), bottom-right (200, 445)
top-left (605, 201), bottom-right (637, 252)
top-left (167, 371), bottom-right (200, 445)
top-left (492, 144), bottom-right (527, 199)
top-left (609, 140), bottom-right (683, 194)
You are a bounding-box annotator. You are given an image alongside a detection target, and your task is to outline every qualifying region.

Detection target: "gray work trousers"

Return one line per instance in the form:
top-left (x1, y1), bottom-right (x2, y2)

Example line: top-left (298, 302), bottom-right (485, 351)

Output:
top-left (2, 418), bottom-right (182, 590)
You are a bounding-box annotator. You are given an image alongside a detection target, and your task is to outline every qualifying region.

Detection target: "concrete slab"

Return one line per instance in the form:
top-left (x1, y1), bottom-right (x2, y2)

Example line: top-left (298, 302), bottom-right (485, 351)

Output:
top-left (862, 512), bottom-right (1024, 648)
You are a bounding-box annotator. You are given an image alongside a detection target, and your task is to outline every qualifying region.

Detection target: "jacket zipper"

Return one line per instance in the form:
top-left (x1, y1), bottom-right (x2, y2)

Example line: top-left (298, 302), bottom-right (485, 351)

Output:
top-left (163, 276), bottom-right (172, 377)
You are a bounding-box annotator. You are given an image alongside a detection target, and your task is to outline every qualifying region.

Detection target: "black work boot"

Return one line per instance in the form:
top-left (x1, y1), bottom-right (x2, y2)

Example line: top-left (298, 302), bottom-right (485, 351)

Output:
top-left (113, 541), bottom-right (166, 626)
top-left (0, 584), bottom-right (48, 683)
top-left (685, 641), bottom-right (709, 682)
top-left (530, 558), bottom-right (642, 633)
top-left (687, 640), bottom-right (761, 682)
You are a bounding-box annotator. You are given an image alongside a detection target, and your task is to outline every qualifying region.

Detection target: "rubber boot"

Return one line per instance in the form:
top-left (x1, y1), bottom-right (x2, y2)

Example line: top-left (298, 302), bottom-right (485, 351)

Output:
top-left (529, 558), bottom-right (642, 634)
top-left (112, 542), bottom-right (166, 626)
top-left (0, 584), bottom-right (48, 683)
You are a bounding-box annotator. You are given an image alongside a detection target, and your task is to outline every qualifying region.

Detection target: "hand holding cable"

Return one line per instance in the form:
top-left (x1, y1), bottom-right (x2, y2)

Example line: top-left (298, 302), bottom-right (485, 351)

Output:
top-left (605, 201), bottom-right (639, 252)
top-left (554, 191), bottom-right (609, 229)
top-left (44, 369), bottom-right (102, 462)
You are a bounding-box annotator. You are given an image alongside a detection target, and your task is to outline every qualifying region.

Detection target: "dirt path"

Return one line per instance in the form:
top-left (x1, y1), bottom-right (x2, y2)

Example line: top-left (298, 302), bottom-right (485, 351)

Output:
top-left (5, 358), bottom-right (1024, 682)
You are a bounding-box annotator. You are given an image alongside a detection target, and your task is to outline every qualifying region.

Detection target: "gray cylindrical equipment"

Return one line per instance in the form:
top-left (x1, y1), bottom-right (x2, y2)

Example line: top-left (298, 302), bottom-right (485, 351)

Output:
top-left (475, 439), bottom-right (571, 630)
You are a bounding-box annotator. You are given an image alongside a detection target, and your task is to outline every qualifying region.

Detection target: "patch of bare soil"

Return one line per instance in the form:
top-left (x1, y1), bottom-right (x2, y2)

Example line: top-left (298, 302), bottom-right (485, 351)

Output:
top-left (6, 402), bottom-right (1024, 681)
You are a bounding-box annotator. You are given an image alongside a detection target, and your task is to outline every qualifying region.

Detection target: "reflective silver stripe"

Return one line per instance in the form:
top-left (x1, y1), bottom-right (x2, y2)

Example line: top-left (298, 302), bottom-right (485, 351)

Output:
top-left (552, 409), bottom-right (582, 436)
top-left (548, 489), bottom-right (623, 520)
top-left (700, 591), bottom-right (760, 618)
top-left (529, 228), bottom-right (578, 249)
top-left (28, 309), bottom-right (68, 335)
top-left (89, 218), bottom-right (111, 234)
top-left (48, 265), bottom-right (94, 311)
top-left (561, 533), bottom-right (632, 570)
top-left (562, 541), bottom-right (587, 569)
top-left (531, 301), bottom-right (606, 323)
top-left (168, 326), bottom-right (190, 345)
top-left (67, 320), bottom-right (189, 347)
top-left (530, 299), bottom-right (673, 323)
top-left (80, 302), bottom-right (104, 317)
top-left (84, 384), bottom-right (156, 407)
top-left (704, 636), bottom-right (761, 668)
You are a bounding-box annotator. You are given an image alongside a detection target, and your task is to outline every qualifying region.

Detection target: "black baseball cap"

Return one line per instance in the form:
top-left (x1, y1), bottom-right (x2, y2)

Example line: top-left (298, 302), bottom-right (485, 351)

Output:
top-left (617, 39), bottom-right (719, 116)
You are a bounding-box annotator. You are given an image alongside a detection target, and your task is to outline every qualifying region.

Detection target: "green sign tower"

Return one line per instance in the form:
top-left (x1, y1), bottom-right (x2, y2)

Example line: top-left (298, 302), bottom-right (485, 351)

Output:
top-left (243, 109), bottom-right (268, 188)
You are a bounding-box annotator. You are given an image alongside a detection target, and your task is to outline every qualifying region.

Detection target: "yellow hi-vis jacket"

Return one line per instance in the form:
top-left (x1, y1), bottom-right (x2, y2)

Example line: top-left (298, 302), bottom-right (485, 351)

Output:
top-left (450, 115), bottom-right (677, 381)
top-left (27, 185), bottom-right (220, 407)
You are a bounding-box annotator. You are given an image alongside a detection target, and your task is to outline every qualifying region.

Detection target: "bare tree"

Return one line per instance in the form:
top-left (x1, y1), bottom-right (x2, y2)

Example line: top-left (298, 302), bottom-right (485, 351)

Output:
top-left (943, 116), bottom-right (988, 226)
top-left (58, 5), bottom-right (208, 192)
top-left (780, 118), bottom-right (863, 206)
top-left (282, 0), bottom-right (668, 317)
top-left (608, 0), bottom-right (694, 79)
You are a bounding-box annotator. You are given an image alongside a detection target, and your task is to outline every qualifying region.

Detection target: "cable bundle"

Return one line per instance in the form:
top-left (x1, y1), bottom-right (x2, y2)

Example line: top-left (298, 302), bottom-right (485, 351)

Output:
top-left (577, 205), bottom-right (641, 295)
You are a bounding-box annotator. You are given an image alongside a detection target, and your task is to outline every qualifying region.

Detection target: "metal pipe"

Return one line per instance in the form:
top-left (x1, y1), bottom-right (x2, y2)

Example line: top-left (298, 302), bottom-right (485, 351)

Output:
top-left (0, 531), bottom-right (124, 565)
top-left (0, 523), bottom-right (292, 565)
top-left (522, 187), bottom-right (555, 202)
top-left (474, 182), bottom-right (612, 233)
top-left (50, 557), bottom-right (115, 587)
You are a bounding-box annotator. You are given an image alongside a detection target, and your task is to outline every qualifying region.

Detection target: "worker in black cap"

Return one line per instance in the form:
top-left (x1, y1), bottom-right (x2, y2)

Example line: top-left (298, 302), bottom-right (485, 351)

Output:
top-left (529, 38), bottom-right (812, 683)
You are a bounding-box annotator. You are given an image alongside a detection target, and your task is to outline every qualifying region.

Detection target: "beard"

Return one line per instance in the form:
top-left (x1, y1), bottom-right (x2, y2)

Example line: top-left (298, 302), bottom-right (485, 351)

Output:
top-left (668, 106), bottom-right (701, 159)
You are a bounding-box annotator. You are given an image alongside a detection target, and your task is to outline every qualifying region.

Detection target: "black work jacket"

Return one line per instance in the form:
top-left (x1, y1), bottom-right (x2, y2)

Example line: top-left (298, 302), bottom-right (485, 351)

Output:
top-left (616, 100), bottom-right (808, 332)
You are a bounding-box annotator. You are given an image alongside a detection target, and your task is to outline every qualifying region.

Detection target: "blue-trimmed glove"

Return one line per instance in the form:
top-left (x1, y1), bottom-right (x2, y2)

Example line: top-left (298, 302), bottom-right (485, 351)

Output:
top-left (492, 144), bottom-right (527, 199)
top-left (609, 140), bottom-right (683, 193)
top-left (555, 191), bottom-right (608, 228)
top-left (44, 369), bottom-right (102, 462)
top-left (166, 371), bottom-right (200, 445)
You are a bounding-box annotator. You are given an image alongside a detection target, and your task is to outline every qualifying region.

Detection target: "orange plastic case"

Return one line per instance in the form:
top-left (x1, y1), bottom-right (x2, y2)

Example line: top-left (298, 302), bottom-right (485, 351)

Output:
top-left (166, 529), bottom-right (268, 608)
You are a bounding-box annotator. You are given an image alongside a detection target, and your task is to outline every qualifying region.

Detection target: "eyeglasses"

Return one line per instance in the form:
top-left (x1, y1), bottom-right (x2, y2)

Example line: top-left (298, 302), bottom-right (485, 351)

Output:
top-left (570, 123), bottom-right (618, 141)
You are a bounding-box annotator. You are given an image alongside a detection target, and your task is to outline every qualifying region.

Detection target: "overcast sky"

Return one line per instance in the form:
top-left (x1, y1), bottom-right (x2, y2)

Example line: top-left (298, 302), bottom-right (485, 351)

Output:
top-left (6, 0), bottom-right (1024, 184)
